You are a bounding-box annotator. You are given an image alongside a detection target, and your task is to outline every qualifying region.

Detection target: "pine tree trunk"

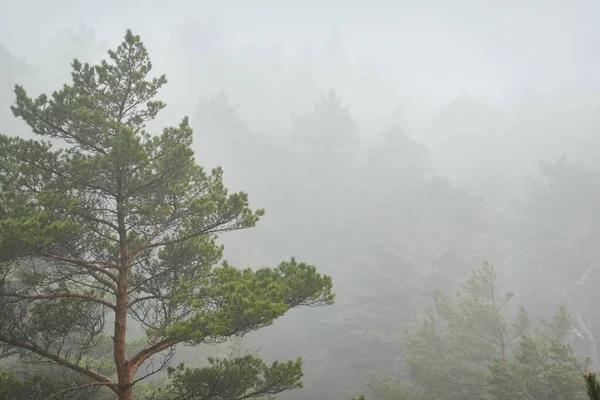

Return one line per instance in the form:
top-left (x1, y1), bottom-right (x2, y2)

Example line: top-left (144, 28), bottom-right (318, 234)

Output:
top-left (115, 194), bottom-right (132, 400)
top-left (119, 385), bottom-right (134, 400)
top-left (114, 268), bottom-right (132, 400)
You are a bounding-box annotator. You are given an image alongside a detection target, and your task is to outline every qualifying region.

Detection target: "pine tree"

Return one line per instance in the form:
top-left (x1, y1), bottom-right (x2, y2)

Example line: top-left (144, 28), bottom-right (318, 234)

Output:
top-left (0, 30), bottom-right (334, 400)
top-left (488, 307), bottom-right (589, 399)
top-left (585, 372), bottom-right (600, 400)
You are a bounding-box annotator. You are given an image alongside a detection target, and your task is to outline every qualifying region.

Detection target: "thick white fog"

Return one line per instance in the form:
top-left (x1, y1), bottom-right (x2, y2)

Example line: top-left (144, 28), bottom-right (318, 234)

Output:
top-left (2, 1), bottom-right (600, 399)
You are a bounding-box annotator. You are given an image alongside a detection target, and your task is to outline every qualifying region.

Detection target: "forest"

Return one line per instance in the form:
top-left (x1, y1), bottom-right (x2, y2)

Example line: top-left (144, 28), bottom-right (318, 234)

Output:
top-left (1, 20), bottom-right (600, 400)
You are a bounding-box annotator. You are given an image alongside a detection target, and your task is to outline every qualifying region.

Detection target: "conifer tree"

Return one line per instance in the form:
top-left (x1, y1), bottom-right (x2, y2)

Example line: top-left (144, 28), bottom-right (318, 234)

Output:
top-left (380, 263), bottom-right (589, 400)
top-left (0, 30), bottom-right (333, 400)
top-left (585, 372), bottom-right (600, 400)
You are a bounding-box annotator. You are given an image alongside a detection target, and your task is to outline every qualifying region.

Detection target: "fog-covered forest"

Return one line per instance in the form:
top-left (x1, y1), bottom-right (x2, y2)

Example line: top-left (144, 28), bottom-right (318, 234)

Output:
top-left (3, 2), bottom-right (600, 399)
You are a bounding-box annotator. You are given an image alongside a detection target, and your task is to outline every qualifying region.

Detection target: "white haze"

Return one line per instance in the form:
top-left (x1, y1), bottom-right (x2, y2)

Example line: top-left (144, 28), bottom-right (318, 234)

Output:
top-left (2, 0), bottom-right (600, 397)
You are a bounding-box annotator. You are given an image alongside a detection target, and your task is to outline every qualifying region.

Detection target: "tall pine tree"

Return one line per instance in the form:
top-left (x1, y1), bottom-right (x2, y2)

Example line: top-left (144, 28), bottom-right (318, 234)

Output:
top-left (0, 30), bottom-right (334, 400)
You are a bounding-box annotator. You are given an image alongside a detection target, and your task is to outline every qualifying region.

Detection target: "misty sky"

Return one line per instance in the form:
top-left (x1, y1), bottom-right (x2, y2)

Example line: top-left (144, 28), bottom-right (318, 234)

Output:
top-left (2, 0), bottom-right (599, 108)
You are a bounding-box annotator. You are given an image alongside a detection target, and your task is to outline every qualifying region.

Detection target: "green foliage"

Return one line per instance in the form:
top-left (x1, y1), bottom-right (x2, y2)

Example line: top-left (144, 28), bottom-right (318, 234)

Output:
top-left (0, 335), bottom-right (160, 399)
top-left (0, 363), bottom-right (115, 400)
top-left (166, 258), bottom-right (334, 343)
top-left (372, 264), bottom-right (589, 400)
top-left (488, 306), bottom-right (589, 399)
top-left (517, 156), bottom-right (600, 366)
top-left (366, 374), bottom-right (424, 400)
top-left (4, 22), bottom-right (599, 400)
top-left (136, 338), bottom-right (303, 400)
top-left (312, 140), bottom-right (492, 397)
top-left (585, 372), bottom-right (600, 400)
top-left (0, 371), bottom-right (68, 399)
top-left (162, 355), bottom-right (303, 399)
top-left (0, 29), bottom-right (334, 399)
top-left (400, 262), bottom-right (527, 399)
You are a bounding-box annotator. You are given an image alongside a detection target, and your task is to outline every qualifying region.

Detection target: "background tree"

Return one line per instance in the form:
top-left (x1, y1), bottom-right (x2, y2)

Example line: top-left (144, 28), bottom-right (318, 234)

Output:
top-left (290, 87), bottom-right (359, 156)
top-left (369, 264), bottom-right (589, 400)
top-left (158, 344), bottom-right (303, 400)
top-left (585, 372), bottom-right (600, 400)
top-left (513, 156), bottom-right (600, 366)
top-left (307, 123), bottom-right (496, 398)
top-left (0, 30), bottom-right (333, 400)
top-left (399, 263), bottom-right (528, 400)
top-left (284, 88), bottom-right (365, 278)
top-left (488, 307), bottom-right (589, 400)
top-left (364, 124), bottom-right (431, 183)
top-left (0, 44), bottom-right (35, 139)
top-left (192, 91), bottom-right (248, 166)
top-left (0, 371), bottom-right (80, 400)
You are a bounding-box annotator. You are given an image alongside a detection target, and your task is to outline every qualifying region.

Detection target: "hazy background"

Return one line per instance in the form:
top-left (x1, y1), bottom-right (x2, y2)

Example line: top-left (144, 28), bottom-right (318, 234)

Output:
top-left (3, 0), bottom-right (600, 162)
top-left (2, 1), bottom-right (600, 398)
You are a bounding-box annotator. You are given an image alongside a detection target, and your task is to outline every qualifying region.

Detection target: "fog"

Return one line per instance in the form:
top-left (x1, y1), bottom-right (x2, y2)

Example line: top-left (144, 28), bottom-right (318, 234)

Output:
top-left (2, 1), bottom-right (600, 399)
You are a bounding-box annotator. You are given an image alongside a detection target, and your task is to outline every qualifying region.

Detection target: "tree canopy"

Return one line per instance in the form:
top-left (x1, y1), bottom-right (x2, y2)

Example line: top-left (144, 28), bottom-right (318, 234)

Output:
top-left (368, 263), bottom-right (589, 400)
top-left (0, 29), bottom-right (334, 400)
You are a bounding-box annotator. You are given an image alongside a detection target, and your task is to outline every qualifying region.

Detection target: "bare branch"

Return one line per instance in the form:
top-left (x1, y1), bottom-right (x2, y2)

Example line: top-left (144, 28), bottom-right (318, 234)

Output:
top-left (131, 346), bottom-right (175, 385)
top-left (1, 292), bottom-right (116, 310)
top-left (128, 338), bottom-right (179, 375)
top-left (135, 220), bottom-right (244, 254)
top-left (127, 295), bottom-right (160, 307)
top-left (0, 335), bottom-right (117, 393)
top-left (0, 348), bottom-right (19, 359)
top-left (44, 381), bottom-right (116, 400)
top-left (41, 253), bottom-right (119, 281)
top-left (70, 210), bottom-right (120, 233)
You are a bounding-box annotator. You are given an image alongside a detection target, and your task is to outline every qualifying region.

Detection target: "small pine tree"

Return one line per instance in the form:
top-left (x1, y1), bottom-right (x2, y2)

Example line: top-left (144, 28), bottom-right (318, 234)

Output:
top-left (585, 372), bottom-right (600, 400)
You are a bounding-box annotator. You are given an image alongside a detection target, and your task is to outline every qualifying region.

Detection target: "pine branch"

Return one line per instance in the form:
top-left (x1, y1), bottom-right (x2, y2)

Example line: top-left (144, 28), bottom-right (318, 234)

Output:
top-left (0, 335), bottom-right (117, 393)
top-left (0, 291), bottom-right (115, 310)
top-left (585, 372), bottom-right (600, 400)
top-left (43, 381), bottom-right (114, 400)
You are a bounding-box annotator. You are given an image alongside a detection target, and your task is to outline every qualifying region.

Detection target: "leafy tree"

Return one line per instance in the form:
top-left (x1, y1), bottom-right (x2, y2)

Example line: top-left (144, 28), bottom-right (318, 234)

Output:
top-left (291, 87), bottom-right (359, 157)
top-left (515, 156), bottom-right (600, 365)
top-left (399, 262), bottom-right (528, 400)
top-left (287, 87), bottom-right (361, 241)
top-left (0, 339), bottom-right (129, 399)
top-left (193, 91), bottom-right (248, 153)
top-left (488, 307), bottom-right (589, 400)
top-left (0, 334), bottom-right (135, 399)
top-left (585, 372), bottom-right (600, 400)
top-left (0, 30), bottom-right (334, 400)
top-left (372, 263), bottom-right (588, 400)
top-left (189, 91), bottom-right (301, 294)
top-left (365, 375), bottom-right (424, 400)
top-left (191, 91), bottom-right (282, 199)
top-left (0, 371), bottom-right (73, 400)
top-left (311, 137), bottom-right (493, 397)
top-left (136, 338), bottom-right (301, 400)
top-left (0, 44), bottom-right (34, 138)
top-left (283, 88), bottom-right (365, 283)
top-left (160, 353), bottom-right (302, 400)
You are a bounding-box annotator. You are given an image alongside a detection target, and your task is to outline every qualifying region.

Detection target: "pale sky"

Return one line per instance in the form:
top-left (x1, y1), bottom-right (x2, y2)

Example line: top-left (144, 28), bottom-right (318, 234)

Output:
top-left (1, 0), bottom-right (599, 110)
